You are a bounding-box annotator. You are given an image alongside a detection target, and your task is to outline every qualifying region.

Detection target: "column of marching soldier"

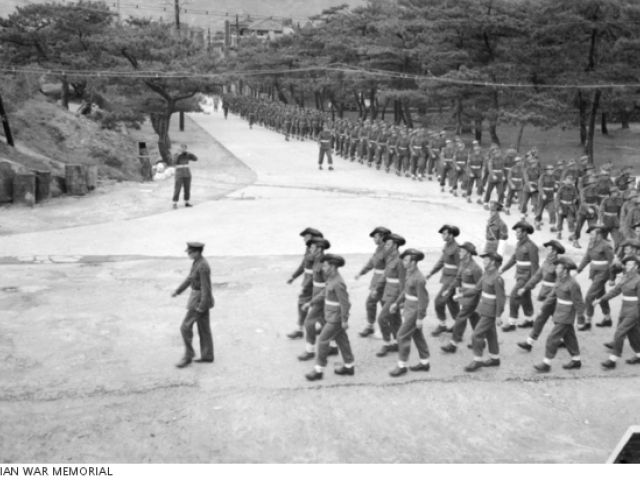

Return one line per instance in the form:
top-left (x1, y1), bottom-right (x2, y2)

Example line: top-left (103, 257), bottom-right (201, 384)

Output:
top-left (224, 95), bottom-right (640, 249)
top-left (286, 219), bottom-right (640, 381)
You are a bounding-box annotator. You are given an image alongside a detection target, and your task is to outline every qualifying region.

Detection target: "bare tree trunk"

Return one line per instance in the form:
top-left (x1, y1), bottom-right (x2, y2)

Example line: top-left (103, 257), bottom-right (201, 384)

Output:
top-left (61, 74), bottom-right (69, 110)
top-left (601, 112), bottom-right (608, 135)
top-left (0, 92), bottom-right (15, 147)
top-left (455, 98), bottom-right (463, 135)
top-left (354, 91), bottom-right (363, 118)
top-left (489, 90), bottom-right (500, 145)
top-left (516, 123), bottom-right (525, 152)
top-left (585, 89), bottom-right (601, 165)
top-left (402, 99), bottom-right (414, 128)
top-left (380, 97), bottom-right (390, 120)
top-left (369, 88), bottom-right (378, 120)
top-left (150, 110), bottom-right (173, 164)
top-left (474, 116), bottom-right (482, 143)
top-left (274, 78), bottom-right (288, 103)
top-left (620, 108), bottom-right (630, 129)
top-left (577, 90), bottom-right (588, 145)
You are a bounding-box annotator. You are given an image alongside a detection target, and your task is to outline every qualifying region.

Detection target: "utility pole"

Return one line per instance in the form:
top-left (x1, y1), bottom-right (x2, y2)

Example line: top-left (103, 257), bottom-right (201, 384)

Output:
top-left (175, 0), bottom-right (185, 131)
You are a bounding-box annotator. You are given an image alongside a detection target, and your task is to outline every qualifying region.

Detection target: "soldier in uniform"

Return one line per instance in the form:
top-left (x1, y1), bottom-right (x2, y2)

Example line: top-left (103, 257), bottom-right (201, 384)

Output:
top-left (555, 175), bottom-right (579, 240)
top-left (388, 248), bottom-right (431, 376)
top-left (505, 156), bottom-right (525, 215)
top-left (500, 221), bottom-right (539, 332)
top-left (535, 164), bottom-right (558, 231)
top-left (484, 201), bottom-right (509, 254)
top-left (305, 254), bottom-right (355, 381)
top-left (441, 241), bottom-right (482, 353)
top-left (439, 139), bottom-right (456, 192)
top-left (287, 227), bottom-right (323, 340)
top-left (172, 143), bottom-right (198, 209)
top-left (482, 145), bottom-right (506, 209)
top-left (570, 174), bottom-right (600, 248)
top-left (451, 139), bottom-right (468, 196)
top-left (317, 125), bottom-right (334, 171)
top-left (299, 237), bottom-right (335, 360)
top-left (521, 154), bottom-right (541, 217)
top-left (465, 143), bottom-right (485, 204)
top-left (533, 256), bottom-right (584, 372)
top-left (576, 224), bottom-right (614, 330)
top-left (517, 240), bottom-right (565, 352)
top-left (427, 225), bottom-right (461, 336)
top-left (598, 254), bottom-right (640, 369)
top-left (172, 242), bottom-right (215, 368)
top-left (385, 126), bottom-right (399, 173)
top-left (615, 166), bottom-right (633, 192)
top-left (464, 251), bottom-right (506, 372)
top-left (355, 226), bottom-right (391, 338)
top-left (600, 185), bottom-right (624, 249)
top-left (396, 128), bottom-right (412, 177)
top-left (375, 233), bottom-right (407, 357)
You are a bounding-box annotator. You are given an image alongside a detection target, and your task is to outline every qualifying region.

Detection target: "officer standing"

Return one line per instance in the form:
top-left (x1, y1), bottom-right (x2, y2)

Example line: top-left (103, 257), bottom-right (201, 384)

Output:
top-left (317, 125), bottom-right (334, 171)
top-left (305, 254), bottom-right (355, 381)
top-left (355, 226), bottom-right (391, 338)
top-left (533, 256), bottom-right (584, 373)
top-left (388, 248), bottom-right (431, 376)
top-left (172, 143), bottom-right (198, 209)
top-left (172, 242), bottom-right (215, 368)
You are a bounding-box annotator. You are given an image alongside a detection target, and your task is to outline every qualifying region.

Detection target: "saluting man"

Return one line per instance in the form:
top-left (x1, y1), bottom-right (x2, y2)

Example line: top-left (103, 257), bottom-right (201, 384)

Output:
top-left (388, 248), bottom-right (431, 377)
top-left (597, 254), bottom-right (640, 369)
top-left (500, 221), bottom-right (539, 332)
top-left (355, 226), bottom-right (391, 338)
top-left (428, 225), bottom-right (461, 337)
top-left (534, 256), bottom-right (584, 373)
top-left (172, 143), bottom-right (198, 210)
top-left (172, 242), bottom-right (215, 368)
top-left (576, 224), bottom-right (614, 330)
top-left (464, 252), bottom-right (506, 372)
top-left (442, 241), bottom-right (483, 353)
top-left (287, 227), bottom-right (323, 340)
top-left (306, 254), bottom-right (355, 381)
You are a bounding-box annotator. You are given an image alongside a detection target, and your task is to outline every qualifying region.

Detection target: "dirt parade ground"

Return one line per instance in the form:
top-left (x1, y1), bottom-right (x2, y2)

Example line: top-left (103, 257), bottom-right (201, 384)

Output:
top-left (1, 110), bottom-right (639, 463)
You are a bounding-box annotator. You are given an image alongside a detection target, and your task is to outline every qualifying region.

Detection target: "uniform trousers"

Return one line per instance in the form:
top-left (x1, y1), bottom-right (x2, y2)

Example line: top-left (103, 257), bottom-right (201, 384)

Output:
top-left (451, 302), bottom-right (480, 343)
top-left (472, 316), bottom-right (499, 357)
top-left (584, 272), bottom-right (611, 318)
top-left (377, 299), bottom-right (402, 342)
top-left (318, 147), bottom-right (333, 166)
top-left (545, 323), bottom-right (579, 359)
top-left (509, 278), bottom-right (534, 318)
top-left (556, 205), bottom-right (576, 233)
top-left (466, 172), bottom-right (483, 196)
top-left (180, 309), bottom-right (214, 361)
top-left (440, 160), bottom-right (454, 187)
top-left (173, 174), bottom-right (192, 202)
top-left (435, 285), bottom-right (460, 321)
top-left (611, 315), bottom-right (640, 356)
top-left (397, 306), bottom-right (430, 362)
top-left (304, 302), bottom-right (325, 345)
top-left (504, 187), bottom-right (521, 209)
top-left (365, 284), bottom-right (385, 325)
top-left (317, 322), bottom-right (354, 367)
top-left (535, 194), bottom-right (557, 224)
top-left (520, 190), bottom-right (538, 214)
top-left (297, 292), bottom-right (311, 326)
top-left (483, 177), bottom-right (505, 204)
top-left (530, 299), bottom-right (556, 341)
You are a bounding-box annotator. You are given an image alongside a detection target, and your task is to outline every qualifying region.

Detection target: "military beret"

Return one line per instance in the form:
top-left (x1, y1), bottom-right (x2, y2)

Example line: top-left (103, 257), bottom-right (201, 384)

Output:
top-left (369, 226), bottom-right (391, 238)
top-left (622, 255), bottom-right (640, 265)
top-left (186, 241), bottom-right (205, 250)
top-left (460, 241), bottom-right (478, 256)
top-left (543, 240), bottom-right (566, 254)
top-left (586, 224), bottom-right (608, 235)
top-left (306, 237), bottom-right (331, 249)
top-left (512, 221), bottom-right (534, 235)
top-left (400, 248), bottom-right (425, 262)
top-left (321, 253), bottom-right (345, 267)
top-left (479, 251), bottom-right (503, 265)
top-left (299, 227), bottom-right (323, 237)
top-left (438, 224), bottom-right (460, 237)
top-left (383, 232), bottom-right (406, 246)
top-left (621, 238), bottom-right (640, 249)
top-left (553, 255), bottom-right (577, 270)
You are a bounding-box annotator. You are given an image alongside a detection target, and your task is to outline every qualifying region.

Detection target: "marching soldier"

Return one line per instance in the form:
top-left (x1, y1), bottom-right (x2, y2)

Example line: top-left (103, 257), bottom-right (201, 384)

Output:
top-left (427, 225), bottom-right (461, 336)
top-left (534, 164), bottom-right (558, 231)
top-left (375, 233), bottom-right (407, 357)
top-left (598, 254), bottom-right (640, 369)
top-left (442, 241), bottom-right (482, 353)
top-left (521, 155), bottom-right (541, 217)
top-left (576, 224), bottom-right (614, 330)
top-left (440, 139), bottom-right (455, 192)
top-left (287, 227), bottom-right (323, 340)
top-left (465, 143), bottom-right (485, 204)
top-left (355, 226), bottom-right (391, 338)
top-left (599, 185), bottom-right (624, 248)
top-left (533, 256), bottom-right (584, 373)
top-left (517, 240), bottom-right (565, 352)
top-left (299, 237), bottom-right (334, 360)
top-left (172, 242), bottom-right (215, 368)
top-left (555, 175), bottom-right (579, 240)
top-left (305, 254), bottom-right (355, 381)
top-left (484, 201), bottom-right (509, 254)
top-left (452, 138), bottom-right (468, 195)
top-left (505, 156), bottom-right (525, 215)
top-left (482, 145), bottom-right (506, 209)
top-left (500, 221), bottom-right (539, 331)
top-left (464, 251), bottom-right (506, 372)
top-left (388, 248), bottom-right (431, 376)
top-left (570, 174), bottom-right (600, 248)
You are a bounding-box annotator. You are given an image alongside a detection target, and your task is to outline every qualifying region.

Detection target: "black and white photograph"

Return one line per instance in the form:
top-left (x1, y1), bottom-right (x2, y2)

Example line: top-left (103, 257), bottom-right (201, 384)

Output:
top-left (1, 0), bottom-right (640, 467)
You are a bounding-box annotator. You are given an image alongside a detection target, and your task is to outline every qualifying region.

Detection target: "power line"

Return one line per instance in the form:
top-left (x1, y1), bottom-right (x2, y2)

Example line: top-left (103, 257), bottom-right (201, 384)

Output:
top-left (2, 63), bottom-right (640, 90)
